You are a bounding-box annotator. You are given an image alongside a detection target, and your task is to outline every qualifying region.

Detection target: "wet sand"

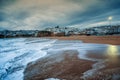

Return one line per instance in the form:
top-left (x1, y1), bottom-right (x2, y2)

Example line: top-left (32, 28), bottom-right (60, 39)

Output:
top-left (24, 49), bottom-right (120, 80)
top-left (24, 50), bottom-right (95, 80)
top-left (86, 52), bottom-right (120, 80)
top-left (48, 35), bottom-right (120, 45)
top-left (24, 50), bottom-right (120, 80)
top-left (23, 36), bottom-right (120, 80)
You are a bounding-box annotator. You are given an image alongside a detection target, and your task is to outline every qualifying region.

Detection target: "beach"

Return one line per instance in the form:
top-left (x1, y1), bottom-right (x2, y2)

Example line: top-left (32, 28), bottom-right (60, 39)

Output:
top-left (24, 46), bottom-right (120, 80)
top-left (23, 36), bottom-right (120, 80)
top-left (0, 37), bottom-right (120, 80)
top-left (24, 50), bottom-right (95, 80)
top-left (48, 35), bottom-right (120, 45)
top-left (86, 51), bottom-right (120, 80)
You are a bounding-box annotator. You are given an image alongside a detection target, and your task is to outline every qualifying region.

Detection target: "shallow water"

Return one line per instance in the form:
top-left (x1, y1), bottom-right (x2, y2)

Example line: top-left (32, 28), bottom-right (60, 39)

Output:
top-left (0, 38), bottom-right (120, 80)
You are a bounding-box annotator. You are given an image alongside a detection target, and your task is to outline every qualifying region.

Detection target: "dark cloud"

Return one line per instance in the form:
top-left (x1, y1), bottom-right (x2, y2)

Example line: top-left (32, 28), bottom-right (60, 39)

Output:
top-left (101, 0), bottom-right (120, 9)
top-left (0, 11), bottom-right (7, 22)
top-left (0, 0), bottom-right (17, 9)
top-left (13, 11), bottom-right (31, 20)
top-left (65, 0), bottom-right (120, 26)
top-left (0, 0), bottom-right (120, 30)
top-left (0, 12), bottom-right (4, 21)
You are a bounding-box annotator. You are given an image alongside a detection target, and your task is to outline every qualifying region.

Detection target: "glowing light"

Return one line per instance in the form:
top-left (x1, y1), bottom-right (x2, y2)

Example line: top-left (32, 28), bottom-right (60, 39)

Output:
top-left (107, 46), bottom-right (117, 55)
top-left (106, 45), bottom-right (119, 62)
top-left (108, 16), bottom-right (113, 20)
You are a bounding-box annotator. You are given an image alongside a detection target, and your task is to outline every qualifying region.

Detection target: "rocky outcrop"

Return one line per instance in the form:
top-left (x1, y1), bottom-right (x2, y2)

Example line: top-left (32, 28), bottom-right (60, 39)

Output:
top-left (24, 50), bottom-right (94, 80)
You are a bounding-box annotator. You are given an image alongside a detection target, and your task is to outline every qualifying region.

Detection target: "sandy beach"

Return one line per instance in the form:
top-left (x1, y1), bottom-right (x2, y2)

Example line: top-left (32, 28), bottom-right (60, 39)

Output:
top-left (24, 50), bottom-right (95, 80)
top-left (86, 52), bottom-right (120, 80)
top-left (48, 35), bottom-right (120, 45)
top-left (23, 36), bottom-right (120, 80)
top-left (24, 49), bottom-right (120, 80)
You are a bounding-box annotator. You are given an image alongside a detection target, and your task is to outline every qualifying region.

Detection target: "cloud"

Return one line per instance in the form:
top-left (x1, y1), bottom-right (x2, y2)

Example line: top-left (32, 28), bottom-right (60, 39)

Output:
top-left (0, 0), bottom-right (120, 30)
top-left (0, 0), bottom-right (17, 9)
top-left (0, 0), bottom-right (82, 30)
top-left (0, 11), bottom-right (6, 21)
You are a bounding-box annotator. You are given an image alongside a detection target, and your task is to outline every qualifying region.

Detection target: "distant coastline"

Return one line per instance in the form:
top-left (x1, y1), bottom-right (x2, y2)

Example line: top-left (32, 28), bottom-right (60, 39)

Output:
top-left (1, 32), bottom-right (120, 45)
top-left (0, 25), bottom-right (120, 38)
top-left (1, 26), bottom-right (120, 45)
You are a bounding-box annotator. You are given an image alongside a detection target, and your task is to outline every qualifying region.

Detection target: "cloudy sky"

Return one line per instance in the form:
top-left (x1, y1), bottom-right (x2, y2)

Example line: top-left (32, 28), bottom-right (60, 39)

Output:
top-left (0, 0), bottom-right (120, 30)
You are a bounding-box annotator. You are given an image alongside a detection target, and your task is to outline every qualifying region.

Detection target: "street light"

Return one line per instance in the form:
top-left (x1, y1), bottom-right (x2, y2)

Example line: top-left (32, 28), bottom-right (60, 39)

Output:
top-left (108, 16), bottom-right (112, 20)
top-left (108, 16), bottom-right (113, 27)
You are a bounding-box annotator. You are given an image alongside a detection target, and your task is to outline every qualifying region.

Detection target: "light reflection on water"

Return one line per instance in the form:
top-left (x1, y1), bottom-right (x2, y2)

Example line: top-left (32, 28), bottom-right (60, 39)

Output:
top-left (107, 45), bottom-right (118, 56)
top-left (82, 45), bottom-right (120, 79)
top-left (106, 45), bottom-right (120, 62)
top-left (85, 44), bottom-right (120, 61)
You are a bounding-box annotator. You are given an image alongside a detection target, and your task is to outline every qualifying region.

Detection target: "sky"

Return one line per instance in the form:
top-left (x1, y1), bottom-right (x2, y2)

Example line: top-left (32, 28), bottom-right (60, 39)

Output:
top-left (0, 0), bottom-right (120, 30)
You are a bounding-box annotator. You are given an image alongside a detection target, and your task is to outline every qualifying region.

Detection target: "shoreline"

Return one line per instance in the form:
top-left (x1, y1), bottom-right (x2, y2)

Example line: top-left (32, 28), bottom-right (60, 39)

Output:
top-left (1, 35), bottom-right (120, 45)
top-left (23, 42), bottom-right (120, 80)
top-left (1, 37), bottom-right (120, 80)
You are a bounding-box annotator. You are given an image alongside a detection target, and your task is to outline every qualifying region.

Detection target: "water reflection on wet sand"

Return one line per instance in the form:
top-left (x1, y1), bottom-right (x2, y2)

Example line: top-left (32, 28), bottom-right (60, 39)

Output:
top-left (106, 45), bottom-right (120, 63)
top-left (86, 44), bottom-right (120, 80)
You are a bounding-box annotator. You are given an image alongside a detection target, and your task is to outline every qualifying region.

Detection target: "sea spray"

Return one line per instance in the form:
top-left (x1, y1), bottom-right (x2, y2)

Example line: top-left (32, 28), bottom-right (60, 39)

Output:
top-left (0, 38), bottom-right (56, 80)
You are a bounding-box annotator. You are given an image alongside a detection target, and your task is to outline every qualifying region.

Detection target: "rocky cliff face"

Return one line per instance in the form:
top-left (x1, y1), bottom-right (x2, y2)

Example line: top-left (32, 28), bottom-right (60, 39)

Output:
top-left (24, 50), bottom-right (94, 80)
